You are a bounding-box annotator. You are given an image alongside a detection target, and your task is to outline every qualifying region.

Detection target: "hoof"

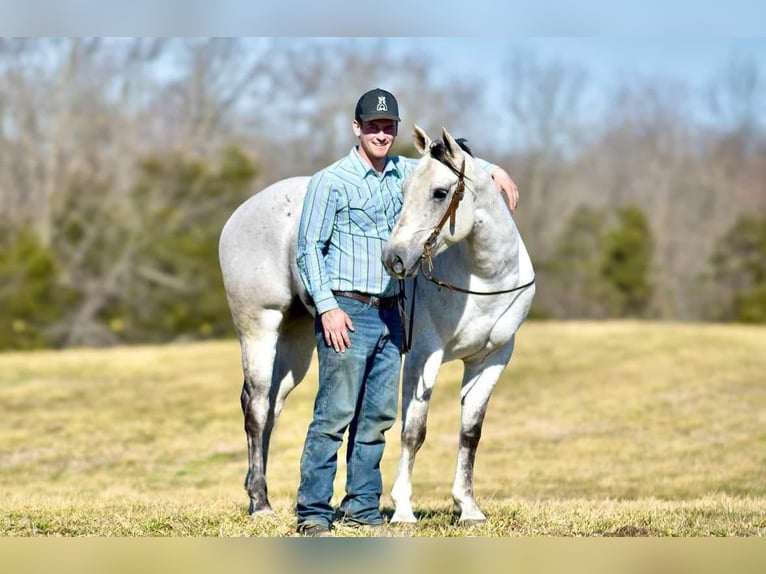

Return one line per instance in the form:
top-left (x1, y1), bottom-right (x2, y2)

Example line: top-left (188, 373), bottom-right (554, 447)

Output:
top-left (453, 501), bottom-right (486, 525)
top-left (390, 512), bottom-right (417, 524)
top-left (248, 500), bottom-right (274, 516)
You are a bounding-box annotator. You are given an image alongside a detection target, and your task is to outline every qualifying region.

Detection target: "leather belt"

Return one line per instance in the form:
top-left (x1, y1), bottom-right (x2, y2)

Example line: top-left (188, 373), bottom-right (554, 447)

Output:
top-left (331, 290), bottom-right (398, 310)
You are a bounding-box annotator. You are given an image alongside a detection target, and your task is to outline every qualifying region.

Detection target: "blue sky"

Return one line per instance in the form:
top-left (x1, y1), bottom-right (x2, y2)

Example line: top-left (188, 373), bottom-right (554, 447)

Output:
top-left (408, 37), bottom-right (766, 92)
top-left (383, 37), bottom-right (766, 141)
top-left (2, 0), bottom-right (765, 35)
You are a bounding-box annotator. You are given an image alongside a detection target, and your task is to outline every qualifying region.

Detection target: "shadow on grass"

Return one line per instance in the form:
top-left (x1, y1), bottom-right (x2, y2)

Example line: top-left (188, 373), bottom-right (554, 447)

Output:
top-left (380, 505), bottom-right (472, 525)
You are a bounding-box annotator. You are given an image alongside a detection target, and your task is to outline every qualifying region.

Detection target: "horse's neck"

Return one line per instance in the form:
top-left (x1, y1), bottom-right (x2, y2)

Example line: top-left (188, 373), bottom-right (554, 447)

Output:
top-left (464, 171), bottom-right (519, 281)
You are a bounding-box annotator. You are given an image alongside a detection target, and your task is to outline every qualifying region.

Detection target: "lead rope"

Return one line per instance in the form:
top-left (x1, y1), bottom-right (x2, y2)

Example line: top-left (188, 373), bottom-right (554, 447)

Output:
top-left (420, 257), bottom-right (536, 296)
top-left (397, 277), bottom-right (417, 354)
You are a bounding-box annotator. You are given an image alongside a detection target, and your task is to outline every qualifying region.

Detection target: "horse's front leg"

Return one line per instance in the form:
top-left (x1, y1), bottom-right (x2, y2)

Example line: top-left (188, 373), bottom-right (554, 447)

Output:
top-left (390, 349), bottom-right (443, 523)
top-left (452, 338), bottom-right (515, 524)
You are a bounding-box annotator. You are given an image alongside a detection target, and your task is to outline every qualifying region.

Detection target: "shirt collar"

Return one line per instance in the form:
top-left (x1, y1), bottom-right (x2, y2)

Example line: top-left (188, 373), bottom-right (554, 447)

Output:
top-left (350, 146), bottom-right (401, 178)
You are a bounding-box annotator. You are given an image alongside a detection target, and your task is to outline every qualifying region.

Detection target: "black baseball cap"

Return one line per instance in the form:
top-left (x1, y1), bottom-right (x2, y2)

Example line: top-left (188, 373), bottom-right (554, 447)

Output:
top-left (354, 88), bottom-right (400, 122)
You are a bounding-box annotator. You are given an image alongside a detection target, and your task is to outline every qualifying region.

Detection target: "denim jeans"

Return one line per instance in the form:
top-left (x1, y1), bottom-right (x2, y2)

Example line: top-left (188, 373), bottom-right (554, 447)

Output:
top-left (296, 295), bottom-right (403, 527)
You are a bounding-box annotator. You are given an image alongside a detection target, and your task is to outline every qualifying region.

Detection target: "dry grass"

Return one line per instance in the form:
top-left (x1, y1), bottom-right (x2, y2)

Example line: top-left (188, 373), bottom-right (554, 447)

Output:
top-left (1, 321), bottom-right (765, 536)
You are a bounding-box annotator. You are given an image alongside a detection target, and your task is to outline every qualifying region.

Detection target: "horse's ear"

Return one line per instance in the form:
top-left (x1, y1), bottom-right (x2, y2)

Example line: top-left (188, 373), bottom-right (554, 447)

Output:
top-left (441, 127), bottom-right (462, 161)
top-left (413, 124), bottom-right (431, 155)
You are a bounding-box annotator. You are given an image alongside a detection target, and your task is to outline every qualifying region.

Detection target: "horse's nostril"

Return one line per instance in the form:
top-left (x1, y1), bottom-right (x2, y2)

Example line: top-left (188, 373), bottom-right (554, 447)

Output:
top-left (392, 255), bottom-right (404, 275)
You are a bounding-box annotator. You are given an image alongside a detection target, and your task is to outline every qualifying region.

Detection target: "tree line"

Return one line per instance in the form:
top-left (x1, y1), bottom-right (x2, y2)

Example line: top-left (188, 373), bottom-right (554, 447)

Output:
top-left (0, 38), bottom-right (764, 350)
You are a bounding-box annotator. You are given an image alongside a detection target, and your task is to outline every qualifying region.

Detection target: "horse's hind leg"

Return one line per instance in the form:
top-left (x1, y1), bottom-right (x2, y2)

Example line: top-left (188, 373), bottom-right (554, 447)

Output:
top-left (267, 314), bottom-right (315, 454)
top-left (239, 309), bottom-right (284, 515)
top-left (452, 338), bottom-right (514, 524)
top-left (240, 308), bottom-right (314, 516)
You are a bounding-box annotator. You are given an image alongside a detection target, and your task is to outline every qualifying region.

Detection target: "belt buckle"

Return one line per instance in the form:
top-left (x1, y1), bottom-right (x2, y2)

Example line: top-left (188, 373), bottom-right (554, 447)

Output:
top-left (369, 295), bottom-right (380, 308)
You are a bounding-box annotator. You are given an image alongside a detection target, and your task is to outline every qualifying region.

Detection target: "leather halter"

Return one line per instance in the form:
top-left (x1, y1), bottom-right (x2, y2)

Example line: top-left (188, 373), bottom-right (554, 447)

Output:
top-left (418, 155), bottom-right (535, 297)
top-left (421, 157), bottom-right (467, 268)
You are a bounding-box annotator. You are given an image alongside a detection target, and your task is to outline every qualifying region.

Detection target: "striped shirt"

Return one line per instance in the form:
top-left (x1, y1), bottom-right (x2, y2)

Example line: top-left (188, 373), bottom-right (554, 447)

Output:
top-left (296, 146), bottom-right (497, 314)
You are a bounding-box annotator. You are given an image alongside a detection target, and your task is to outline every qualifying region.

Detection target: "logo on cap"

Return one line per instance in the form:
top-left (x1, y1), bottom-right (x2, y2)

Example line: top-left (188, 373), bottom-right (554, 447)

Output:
top-left (377, 96), bottom-right (388, 112)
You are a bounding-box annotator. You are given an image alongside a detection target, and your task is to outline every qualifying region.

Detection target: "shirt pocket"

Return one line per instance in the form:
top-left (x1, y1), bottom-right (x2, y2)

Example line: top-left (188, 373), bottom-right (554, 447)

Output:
top-left (388, 191), bottom-right (403, 223)
top-left (347, 196), bottom-right (382, 238)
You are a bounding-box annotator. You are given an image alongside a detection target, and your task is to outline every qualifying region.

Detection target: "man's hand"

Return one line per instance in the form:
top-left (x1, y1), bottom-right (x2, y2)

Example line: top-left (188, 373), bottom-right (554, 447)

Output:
top-left (320, 308), bottom-right (355, 353)
top-left (491, 167), bottom-right (519, 214)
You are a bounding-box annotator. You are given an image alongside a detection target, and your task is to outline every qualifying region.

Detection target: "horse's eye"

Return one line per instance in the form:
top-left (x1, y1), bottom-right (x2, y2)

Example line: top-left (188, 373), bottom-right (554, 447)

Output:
top-left (432, 188), bottom-right (449, 201)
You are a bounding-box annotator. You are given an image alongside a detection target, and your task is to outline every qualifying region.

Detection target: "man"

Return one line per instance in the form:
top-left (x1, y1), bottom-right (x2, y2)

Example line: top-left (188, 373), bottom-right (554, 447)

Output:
top-left (294, 88), bottom-right (518, 536)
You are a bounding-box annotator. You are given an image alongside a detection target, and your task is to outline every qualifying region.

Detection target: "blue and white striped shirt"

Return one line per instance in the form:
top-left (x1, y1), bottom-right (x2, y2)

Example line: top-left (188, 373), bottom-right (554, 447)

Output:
top-left (296, 146), bottom-right (497, 314)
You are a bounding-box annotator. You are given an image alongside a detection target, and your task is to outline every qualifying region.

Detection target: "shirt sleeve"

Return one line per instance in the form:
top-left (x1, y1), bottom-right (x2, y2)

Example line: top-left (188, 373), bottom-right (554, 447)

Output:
top-left (399, 156), bottom-right (419, 177)
top-left (474, 156), bottom-right (499, 176)
top-left (296, 172), bottom-right (339, 315)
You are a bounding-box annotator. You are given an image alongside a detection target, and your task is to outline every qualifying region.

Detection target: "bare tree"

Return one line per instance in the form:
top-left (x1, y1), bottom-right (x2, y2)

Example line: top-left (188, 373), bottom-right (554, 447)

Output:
top-left (707, 53), bottom-right (765, 147)
top-left (497, 50), bottom-right (589, 259)
top-left (238, 38), bottom-right (486, 181)
top-left (0, 39), bottom-right (266, 345)
top-left (3, 39), bottom-right (765, 347)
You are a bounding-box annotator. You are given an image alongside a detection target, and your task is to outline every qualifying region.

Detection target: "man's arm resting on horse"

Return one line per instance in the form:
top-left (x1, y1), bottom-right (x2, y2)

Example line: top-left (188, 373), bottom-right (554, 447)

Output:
top-left (490, 167), bottom-right (518, 213)
top-left (474, 158), bottom-right (519, 214)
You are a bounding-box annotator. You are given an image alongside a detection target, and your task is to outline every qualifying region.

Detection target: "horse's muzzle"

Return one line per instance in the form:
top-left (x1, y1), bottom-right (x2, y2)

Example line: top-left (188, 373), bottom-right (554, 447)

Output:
top-left (382, 250), bottom-right (421, 279)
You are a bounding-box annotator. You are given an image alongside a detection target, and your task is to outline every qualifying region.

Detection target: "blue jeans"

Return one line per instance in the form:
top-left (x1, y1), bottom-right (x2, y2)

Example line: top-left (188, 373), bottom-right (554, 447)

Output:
top-left (296, 295), bottom-right (402, 527)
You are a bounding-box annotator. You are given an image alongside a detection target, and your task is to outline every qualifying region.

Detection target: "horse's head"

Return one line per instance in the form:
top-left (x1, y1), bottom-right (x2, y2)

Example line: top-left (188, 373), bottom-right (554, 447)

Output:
top-left (383, 125), bottom-right (478, 278)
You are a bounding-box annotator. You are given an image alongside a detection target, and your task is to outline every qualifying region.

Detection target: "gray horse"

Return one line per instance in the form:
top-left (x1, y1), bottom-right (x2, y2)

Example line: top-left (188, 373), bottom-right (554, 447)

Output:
top-left (218, 126), bottom-right (535, 523)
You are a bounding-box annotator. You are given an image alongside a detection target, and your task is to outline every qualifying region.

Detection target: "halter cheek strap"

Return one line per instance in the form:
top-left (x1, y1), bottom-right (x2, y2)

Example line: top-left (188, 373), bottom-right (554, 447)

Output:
top-left (422, 157), bottom-right (466, 268)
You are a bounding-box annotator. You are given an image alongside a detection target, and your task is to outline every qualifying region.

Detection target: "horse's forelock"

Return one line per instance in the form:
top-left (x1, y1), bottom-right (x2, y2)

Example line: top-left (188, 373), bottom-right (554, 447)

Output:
top-left (428, 138), bottom-right (474, 163)
top-left (428, 140), bottom-right (447, 163)
top-left (428, 138), bottom-right (474, 178)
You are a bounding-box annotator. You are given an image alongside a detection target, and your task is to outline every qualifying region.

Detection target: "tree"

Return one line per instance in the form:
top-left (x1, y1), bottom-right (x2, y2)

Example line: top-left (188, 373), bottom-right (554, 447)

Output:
top-left (707, 215), bottom-right (766, 323)
top-left (541, 206), bottom-right (607, 318)
top-left (599, 206), bottom-right (655, 317)
top-left (243, 38), bottom-right (486, 179)
top-left (707, 53), bottom-right (765, 154)
top-left (498, 50), bottom-right (588, 259)
top-left (99, 146), bottom-right (258, 343)
top-left (0, 225), bottom-right (74, 349)
top-left (542, 205), bottom-right (655, 319)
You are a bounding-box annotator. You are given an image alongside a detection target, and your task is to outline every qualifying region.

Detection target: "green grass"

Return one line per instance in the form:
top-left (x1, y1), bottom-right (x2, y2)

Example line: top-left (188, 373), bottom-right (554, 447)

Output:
top-left (1, 321), bottom-right (765, 536)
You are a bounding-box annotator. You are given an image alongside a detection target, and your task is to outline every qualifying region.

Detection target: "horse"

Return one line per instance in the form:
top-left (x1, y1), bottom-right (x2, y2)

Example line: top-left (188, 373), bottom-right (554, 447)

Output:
top-left (381, 126), bottom-right (535, 523)
top-left (218, 125), bottom-right (535, 523)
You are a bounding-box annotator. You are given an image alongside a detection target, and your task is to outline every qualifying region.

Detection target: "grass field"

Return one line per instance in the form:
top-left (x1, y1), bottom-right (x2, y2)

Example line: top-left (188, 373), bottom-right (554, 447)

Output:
top-left (1, 321), bottom-right (765, 536)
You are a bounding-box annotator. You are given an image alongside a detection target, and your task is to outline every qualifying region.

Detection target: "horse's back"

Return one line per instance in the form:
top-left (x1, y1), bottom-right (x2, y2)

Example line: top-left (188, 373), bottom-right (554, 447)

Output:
top-left (219, 177), bottom-right (311, 335)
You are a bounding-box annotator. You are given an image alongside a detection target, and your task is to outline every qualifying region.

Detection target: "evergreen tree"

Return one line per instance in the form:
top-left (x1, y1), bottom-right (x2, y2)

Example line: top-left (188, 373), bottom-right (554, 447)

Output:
top-left (599, 206), bottom-right (655, 317)
top-left (709, 215), bottom-right (766, 323)
top-left (0, 226), bottom-right (75, 349)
